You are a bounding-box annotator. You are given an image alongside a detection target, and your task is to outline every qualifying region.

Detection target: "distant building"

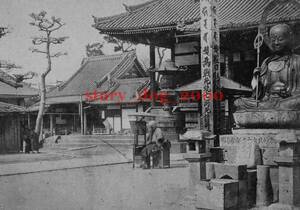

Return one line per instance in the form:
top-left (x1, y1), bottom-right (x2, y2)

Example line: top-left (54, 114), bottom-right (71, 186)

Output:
top-left (0, 70), bottom-right (35, 153)
top-left (30, 51), bottom-right (150, 135)
top-left (0, 101), bottom-right (26, 154)
top-left (0, 70), bottom-right (38, 106)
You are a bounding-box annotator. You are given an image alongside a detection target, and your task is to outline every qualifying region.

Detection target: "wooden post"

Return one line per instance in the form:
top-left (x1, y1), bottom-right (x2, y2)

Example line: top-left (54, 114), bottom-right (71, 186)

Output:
top-left (80, 96), bottom-right (84, 135)
top-left (73, 114), bottom-right (76, 133)
top-left (50, 114), bottom-right (54, 136)
top-left (27, 113), bottom-right (31, 129)
top-left (171, 45), bottom-right (175, 62)
top-left (83, 110), bottom-right (87, 135)
top-left (200, 0), bottom-right (221, 134)
top-left (120, 106), bottom-right (123, 131)
top-left (150, 44), bottom-right (156, 107)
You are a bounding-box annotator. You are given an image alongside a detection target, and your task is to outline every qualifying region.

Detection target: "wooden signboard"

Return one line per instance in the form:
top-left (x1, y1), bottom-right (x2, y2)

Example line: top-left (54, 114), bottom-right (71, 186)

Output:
top-left (200, 0), bottom-right (221, 133)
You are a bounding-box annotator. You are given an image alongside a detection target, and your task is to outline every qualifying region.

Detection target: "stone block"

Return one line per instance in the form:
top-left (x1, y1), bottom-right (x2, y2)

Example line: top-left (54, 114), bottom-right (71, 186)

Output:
top-left (262, 147), bottom-right (279, 166)
top-left (247, 169), bottom-right (257, 208)
top-left (278, 166), bottom-right (300, 206)
top-left (238, 180), bottom-right (248, 209)
top-left (206, 162), bottom-right (217, 180)
top-left (270, 167), bottom-right (279, 203)
top-left (256, 165), bottom-right (273, 207)
top-left (279, 143), bottom-right (300, 158)
top-left (189, 161), bottom-right (206, 192)
top-left (195, 179), bottom-right (239, 210)
top-left (213, 163), bottom-right (247, 180)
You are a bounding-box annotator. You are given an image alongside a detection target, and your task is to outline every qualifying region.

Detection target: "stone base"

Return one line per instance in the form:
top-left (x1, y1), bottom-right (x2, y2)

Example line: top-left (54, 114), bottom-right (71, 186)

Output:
top-left (220, 129), bottom-right (285, 166)
top-left (233, 110), bottom-right (300, 129)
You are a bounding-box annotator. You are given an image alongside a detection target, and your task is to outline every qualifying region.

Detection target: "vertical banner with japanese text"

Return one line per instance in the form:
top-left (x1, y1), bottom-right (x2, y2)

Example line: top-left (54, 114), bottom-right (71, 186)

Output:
top-left (200, 0), bottom-right (221, 133)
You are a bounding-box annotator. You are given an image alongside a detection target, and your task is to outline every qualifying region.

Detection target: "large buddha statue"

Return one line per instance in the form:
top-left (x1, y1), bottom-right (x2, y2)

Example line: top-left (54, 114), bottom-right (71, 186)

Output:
top-left (234, 24), bottom-right (300, 128)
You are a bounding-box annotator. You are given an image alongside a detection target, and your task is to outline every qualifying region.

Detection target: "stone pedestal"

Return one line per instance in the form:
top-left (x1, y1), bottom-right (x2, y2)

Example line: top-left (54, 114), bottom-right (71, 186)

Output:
top-left (220, 129), bottom-right (290, 207)
top-left (182, 130), bottom-right (215, 192)
top-left (269, 131), bottom-right (300, 209)
top-left (220, 129), bottom-right (284, 166)
top-left (276, 132), bottom-right (300, 207)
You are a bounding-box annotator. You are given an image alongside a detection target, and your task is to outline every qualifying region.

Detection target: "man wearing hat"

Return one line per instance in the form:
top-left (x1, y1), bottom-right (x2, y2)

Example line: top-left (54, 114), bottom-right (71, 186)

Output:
top-left (141, 120), bottom-right (165, 169)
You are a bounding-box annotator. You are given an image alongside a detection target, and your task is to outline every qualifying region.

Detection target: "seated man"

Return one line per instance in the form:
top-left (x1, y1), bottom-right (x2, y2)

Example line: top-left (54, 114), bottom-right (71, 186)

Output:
top-left (141, 120), bottom-right (166, 169)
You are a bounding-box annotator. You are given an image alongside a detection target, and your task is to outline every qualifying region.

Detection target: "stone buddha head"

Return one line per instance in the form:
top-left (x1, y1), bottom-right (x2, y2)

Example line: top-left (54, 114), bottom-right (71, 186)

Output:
top-left (269, 24), bottom-right (294, 53)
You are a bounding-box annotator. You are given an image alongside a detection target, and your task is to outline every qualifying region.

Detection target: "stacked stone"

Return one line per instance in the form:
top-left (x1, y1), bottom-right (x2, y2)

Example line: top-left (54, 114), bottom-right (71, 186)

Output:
top-left (194, 163), bottom-right (248, 210)
top-left (269, 132), bottom-right (300, 209)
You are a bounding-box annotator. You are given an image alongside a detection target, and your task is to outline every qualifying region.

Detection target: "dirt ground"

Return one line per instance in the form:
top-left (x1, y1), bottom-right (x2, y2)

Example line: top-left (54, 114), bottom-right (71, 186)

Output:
top-left (0, 163), bottom-right (195, 210)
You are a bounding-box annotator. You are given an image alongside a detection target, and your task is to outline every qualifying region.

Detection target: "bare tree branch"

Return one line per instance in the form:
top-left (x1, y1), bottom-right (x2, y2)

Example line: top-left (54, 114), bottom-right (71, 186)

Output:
top-left (50, 52), bottom-right (67, 58)
top-left (49, 22), bottom-right (65, 32)
top-left (14, 71), bottom-right (38, 83)
top-left (157, 47), bottom-right (167, 67)
top-left (29, 47), bottom-right (47, 54)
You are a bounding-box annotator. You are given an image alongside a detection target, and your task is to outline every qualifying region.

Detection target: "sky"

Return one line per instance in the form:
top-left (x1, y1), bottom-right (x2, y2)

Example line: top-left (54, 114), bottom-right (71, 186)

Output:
top-left (0, 0), bottom-right (151, 85)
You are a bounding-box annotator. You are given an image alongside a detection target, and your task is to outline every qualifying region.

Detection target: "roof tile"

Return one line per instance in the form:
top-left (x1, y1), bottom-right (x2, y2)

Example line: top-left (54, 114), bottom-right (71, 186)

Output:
top-left (94, 0), bottom-right (300, 33)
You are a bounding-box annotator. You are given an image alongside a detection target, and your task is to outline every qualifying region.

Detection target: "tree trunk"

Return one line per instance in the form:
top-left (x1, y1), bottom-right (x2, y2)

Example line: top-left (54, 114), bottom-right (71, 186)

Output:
top-left (34, 74), bottom-right (46, 137)
top-left (34, 33), bottom-right (51, 146)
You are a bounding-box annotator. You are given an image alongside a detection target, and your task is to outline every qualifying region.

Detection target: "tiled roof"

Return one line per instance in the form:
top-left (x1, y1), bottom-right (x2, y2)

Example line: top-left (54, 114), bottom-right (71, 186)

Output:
top-left (0, 101), bottom-right (26, 113)
top-left (48, 51), bottom-right (136, 98)
top-left (176, 76), bottom-right (252, 92)
top-left (94, 0), bottom-right (300, 34)
top-left (89, 77), bottom-right (149, 104)
top-left (47, 51), bottom-right (148, 104)
top-left (0, 70), bottom-right (38, 97)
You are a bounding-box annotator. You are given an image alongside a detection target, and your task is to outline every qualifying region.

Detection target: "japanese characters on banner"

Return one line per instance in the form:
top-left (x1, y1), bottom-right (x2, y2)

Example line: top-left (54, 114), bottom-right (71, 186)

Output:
top-left (200, 0), bottom-right (221, 132)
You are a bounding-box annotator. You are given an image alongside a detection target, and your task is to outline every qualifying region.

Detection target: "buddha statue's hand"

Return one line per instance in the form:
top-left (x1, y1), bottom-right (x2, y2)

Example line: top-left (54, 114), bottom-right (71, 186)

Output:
top-left (253, 67), bottom-right (261, 76)
top-left (251, 67), bottom-right (261, 89)
top-left (279, 89), bottom-right (291, 98)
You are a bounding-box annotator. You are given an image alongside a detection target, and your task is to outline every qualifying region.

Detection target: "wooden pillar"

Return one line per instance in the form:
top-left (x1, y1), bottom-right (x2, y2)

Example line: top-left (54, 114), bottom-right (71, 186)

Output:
top-left (200, 0), bottom-right (221, 134)
top-left (120, 106), bottom-right (123, 131)
top-left (27, 113), bottom-right (31, 129)
top-left (50, 114), bottom-right (54, 136)
top-left (73, 114), bottom-right (76, 133)
top-left (150, 45), bottom-right (156, 107)
top-left (171, 45), bottom-right (175, 62)
top-left (83, 110), bottom-right (87, 135)
top-left (79, 96), bottom-right (84, 135)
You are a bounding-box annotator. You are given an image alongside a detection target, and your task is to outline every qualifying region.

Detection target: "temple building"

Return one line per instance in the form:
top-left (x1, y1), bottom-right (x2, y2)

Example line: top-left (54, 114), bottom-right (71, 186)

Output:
top-left (0, 69), bottom-right (38, 106)
top-left (0, 71), bottom-right (36, 153)
top-left (30, 51), bottom-right (149, 135)
top-left (93, 0), bottom-right (300, 135)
